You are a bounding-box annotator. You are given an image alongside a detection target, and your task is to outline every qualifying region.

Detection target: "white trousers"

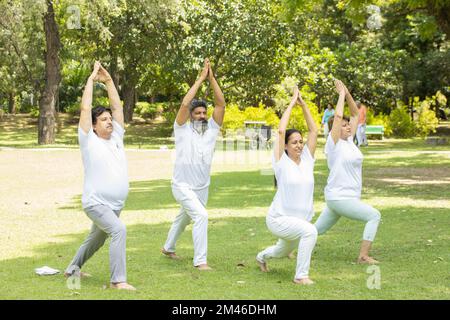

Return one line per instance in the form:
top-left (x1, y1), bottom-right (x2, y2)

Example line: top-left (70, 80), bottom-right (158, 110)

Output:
top-left (164, 186), bottom-right (209, 266)
top-left (257, 215), bottom-right (317, 280)
top-left (323, 123), bottom-right (330, 137)
top-left (356, 124), bottom-right (367, 146)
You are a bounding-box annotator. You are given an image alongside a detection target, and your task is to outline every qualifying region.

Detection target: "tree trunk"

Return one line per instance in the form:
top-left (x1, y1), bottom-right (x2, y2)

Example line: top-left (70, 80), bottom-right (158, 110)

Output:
top-left (8, 92), bottom-right (16, 114)
top-left (409, 97), bottom-right (414, 120)
top-left (110, 55), bottom-right (120, 88)
top-left (38, 0), bottom-right (61, 145)
top-left (123, 82), bottom-right (136, 123)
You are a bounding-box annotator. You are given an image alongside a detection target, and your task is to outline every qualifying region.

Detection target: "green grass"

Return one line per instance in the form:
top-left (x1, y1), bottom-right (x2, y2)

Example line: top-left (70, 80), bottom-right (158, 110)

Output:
top-left (0, 115), bottom-right (449, 299)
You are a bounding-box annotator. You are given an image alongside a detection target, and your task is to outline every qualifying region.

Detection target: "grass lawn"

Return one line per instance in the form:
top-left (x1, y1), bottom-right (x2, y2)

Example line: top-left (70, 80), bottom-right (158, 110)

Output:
top-left (0, 115), bottom-right (449, 299)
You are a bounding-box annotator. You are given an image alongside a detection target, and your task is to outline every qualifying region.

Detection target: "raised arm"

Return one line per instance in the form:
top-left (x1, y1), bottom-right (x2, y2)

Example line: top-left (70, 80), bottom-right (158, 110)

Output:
top-left (95, 64), bottom-right (124, 128)
top-left (343, 83), bottom-right (359, 137)
top-left (209, 64), bottom-right (226, 126)
top-left (330, 80), bottom-right (347, 144)
top-left (275, 87), bottom-right (298, 161)
top-left (176, 59), bottom-right (210, 126)
top-left (298, 92), bottom-right (318, 156)
top-left (79, 61), bottom-right (101, 134)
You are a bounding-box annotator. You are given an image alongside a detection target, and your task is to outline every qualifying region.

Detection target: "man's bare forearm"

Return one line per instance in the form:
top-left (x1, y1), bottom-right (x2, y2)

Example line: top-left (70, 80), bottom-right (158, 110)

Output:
top-left (105, 79), bottom-right (122, 112)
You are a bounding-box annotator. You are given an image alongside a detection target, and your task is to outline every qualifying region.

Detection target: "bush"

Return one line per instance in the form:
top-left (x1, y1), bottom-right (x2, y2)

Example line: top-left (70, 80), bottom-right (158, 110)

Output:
top-left (288, 104), bottom-right (321, 135)
top-left (164, 110), bottom-right (177, 126)
top-left (215, 104), bottom-right (246, 131)
top-left (244, 103), bottom-right (280, 127)
top-left (366, 108), bottom-right (393, 137)
top-left (29, 106), bottom-right (40, 118)
top-left (66, 102), bottom-right (81, 116)
top-left (388, 105), bottom-right (415, 138)
top-left (93, 96), bottom-right (110, 107)
top-left (134, 102), bottom-right (161, 119)
top-left (213, 103), bottom-right (281, 132)
top-left (415, 99), bottom-right (439, 137)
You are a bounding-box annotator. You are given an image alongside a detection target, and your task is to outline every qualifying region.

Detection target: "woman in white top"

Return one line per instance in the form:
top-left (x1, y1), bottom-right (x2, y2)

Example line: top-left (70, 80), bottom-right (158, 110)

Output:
top-left (314, 80), bottom-right (381, 264)
top-left (256, 86), bottom-right (318, 285)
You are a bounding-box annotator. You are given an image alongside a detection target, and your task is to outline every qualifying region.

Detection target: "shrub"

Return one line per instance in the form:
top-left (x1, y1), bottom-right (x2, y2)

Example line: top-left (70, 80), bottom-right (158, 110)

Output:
top-left (366, 108), bottom-right (393, 137)
top-left (66, 102), bottom-right (81, 116)
top-left (288, 103), bottom-right (321, 135)
top-left (243, 103), bottom-right (279, 127)
top-left (388, 105), bottom-right (415, 138)
top-left (93, 96), bottom-right (110, 107)
top-left (29, 106), bottom-right (40, 118)
top-left (215, 104), bottom-right (246, 131)
top-left (415, 99), bottom-right (439, 137)
top-left (164, 110), bottom-right (177, 126)
top-left (135, 102), bottom-right (160, 119)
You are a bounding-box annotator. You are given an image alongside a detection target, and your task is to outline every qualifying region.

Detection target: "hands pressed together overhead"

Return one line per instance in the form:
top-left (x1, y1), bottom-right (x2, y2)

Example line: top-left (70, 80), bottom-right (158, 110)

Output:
top-left (290, 85), bottom-right (306, 106)
top-left (89, 61), bottom-right (113, 83)
top-left (199, 58), bottom-right (215, 82)
top-left (334, 79), bottom-right (348, 95)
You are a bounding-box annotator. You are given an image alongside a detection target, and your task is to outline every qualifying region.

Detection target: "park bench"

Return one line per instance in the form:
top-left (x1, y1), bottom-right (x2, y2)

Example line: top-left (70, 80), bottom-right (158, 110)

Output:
top-left (365, 125), bottom-right (384, 139)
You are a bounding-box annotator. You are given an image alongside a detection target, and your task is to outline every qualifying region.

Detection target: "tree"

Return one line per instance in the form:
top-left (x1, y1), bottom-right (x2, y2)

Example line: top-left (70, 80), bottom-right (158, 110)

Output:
top-left (38, 0), bottom-right (61, 144)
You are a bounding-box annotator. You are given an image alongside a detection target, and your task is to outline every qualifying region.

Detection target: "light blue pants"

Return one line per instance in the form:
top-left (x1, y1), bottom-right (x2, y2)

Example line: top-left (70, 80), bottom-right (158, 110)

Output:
top-left (314, 199), bottom-right (381, 242)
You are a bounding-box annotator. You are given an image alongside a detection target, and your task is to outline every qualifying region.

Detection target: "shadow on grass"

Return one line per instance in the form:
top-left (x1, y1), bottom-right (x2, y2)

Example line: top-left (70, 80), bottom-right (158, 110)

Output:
top-left (59, 159), bottom-right (450, 213)
top-left (61, 170), bottom-right (280, 211)
top-left (1, 205), bottom-right (449, 299)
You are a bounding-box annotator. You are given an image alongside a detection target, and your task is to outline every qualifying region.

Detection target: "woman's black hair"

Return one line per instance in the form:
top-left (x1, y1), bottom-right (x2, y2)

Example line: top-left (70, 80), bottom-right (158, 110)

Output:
top-left (327, 115), bottom-right (350, 131)
top-left (274, 128), bottom-right (302, 188)
top-left (285, 128), bottom-right (301, 145)
top-left (91, 106), bottom-right (112, 125)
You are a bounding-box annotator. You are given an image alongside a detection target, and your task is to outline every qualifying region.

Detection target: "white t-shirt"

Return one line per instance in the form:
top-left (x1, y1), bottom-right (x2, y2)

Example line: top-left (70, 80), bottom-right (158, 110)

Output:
top-left (79, 120), bottom-right (129, 210)
top-left (324, 135), bottom-right (363, 200)
top-left (269, 146), bottom-right (315, 221)
top-left (172, 118), bottom-right (221, 190)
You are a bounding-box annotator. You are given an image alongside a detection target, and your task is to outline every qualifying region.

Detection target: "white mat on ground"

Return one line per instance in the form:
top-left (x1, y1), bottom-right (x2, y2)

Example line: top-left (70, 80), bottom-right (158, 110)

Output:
top-left (35, 266), bottom-right (60, 275)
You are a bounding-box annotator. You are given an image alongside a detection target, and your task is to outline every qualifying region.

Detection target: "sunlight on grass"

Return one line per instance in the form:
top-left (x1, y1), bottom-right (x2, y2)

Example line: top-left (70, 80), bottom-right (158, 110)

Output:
top-left (1, 115), bottom-right (449, 299)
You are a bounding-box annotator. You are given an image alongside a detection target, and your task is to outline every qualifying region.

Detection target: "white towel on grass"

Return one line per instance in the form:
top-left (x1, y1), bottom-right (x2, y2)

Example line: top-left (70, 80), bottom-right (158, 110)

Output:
top-left (35, 266), bottom-right (60, 275)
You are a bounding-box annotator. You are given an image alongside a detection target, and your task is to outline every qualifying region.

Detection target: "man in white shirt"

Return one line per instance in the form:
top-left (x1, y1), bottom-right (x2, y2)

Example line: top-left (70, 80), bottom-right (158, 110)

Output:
top-left (162, 58), bottom-right (225, 270)
top-left (65, 61), bottom-right (135, 290)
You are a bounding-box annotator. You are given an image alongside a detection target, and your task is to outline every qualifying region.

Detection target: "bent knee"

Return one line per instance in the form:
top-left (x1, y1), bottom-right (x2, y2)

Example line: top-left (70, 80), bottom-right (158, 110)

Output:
top-left (313, 223), bottom-right (325, 235)
top-left (194, 211), bottom-right (208, 223)
top-left (371, 210), bottom-right (381, 222)
top-left (111, 223), bottom-right (127, 236)
top-left (303, 224), bottom-right (318, 239)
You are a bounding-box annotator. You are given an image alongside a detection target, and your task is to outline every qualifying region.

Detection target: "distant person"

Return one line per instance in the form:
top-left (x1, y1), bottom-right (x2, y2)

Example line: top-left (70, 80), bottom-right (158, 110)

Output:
top-left (65, 61), bottom-right (135, 290)
top-left (314, 80), bottom-right (381, 265)
top-left (161, 58), bottom-right (225, 270)
top-left (356, 101), bottom-right (368, 147)
top-left (256, 86), bottom-right (318, 285)
top-left (322, 103), bottom-right (335, 137)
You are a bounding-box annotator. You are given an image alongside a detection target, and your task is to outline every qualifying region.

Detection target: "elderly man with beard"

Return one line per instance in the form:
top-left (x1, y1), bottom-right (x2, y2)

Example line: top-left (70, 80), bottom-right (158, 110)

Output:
top-left (161, 58), bottom-right (225, 270)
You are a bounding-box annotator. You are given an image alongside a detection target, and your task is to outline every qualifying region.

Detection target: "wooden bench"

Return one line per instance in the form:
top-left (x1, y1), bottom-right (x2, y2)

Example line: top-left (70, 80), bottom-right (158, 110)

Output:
top-left (365, 125), bottom-right (384, 139)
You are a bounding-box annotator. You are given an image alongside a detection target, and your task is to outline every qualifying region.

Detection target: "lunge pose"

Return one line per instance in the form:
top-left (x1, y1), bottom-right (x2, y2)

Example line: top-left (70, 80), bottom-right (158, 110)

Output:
top-left (256, 86), bottom-right (318, 285)
top-left (65, 62), bottom-right (135, 290)
top-left (162, 58), bottom-right (225, 270)
top-left (315, 80), bottom-right (381, 264)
